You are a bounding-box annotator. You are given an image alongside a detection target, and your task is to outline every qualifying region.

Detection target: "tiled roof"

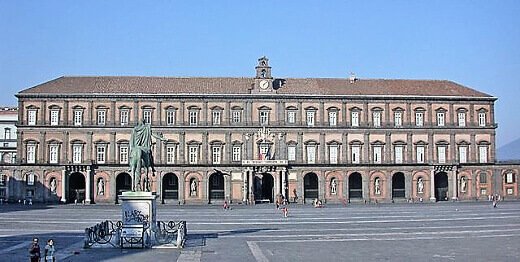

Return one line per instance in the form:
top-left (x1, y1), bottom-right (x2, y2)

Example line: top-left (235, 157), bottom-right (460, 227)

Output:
top-left (18, 76), bottom-right (493, 98)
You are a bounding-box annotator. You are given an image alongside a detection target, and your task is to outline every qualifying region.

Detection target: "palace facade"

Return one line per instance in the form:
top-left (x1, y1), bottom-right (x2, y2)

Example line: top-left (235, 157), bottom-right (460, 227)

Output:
top-left (1, 57), bottom-right (519, 204)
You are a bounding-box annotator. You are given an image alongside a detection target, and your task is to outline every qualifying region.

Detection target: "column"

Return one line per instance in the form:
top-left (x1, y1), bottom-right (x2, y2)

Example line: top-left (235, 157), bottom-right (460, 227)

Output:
top-left (63, 131), bottom-right (69, 163)
top-left (427, 102), bottom-right (432, 126)
top-left (320, 132), bottom-right (326, 164)
top-left (203, 101), bottom-right (208, 126)
top-left (133, 100), bottom-right (139, 125)
top-left (470, 133), bottom-right (476, 162)
top-left (297, 101), bottom-right (303, 125)
top-left (243, 169), bottom-right (248, 203)
top-left (450, 133), bottom-right (456, 165)
top-left (341, 101), bottom-right (347, 126)
top-left (88, 101), bottom-right (94, 126)
top-left (385, 103), bottom-right (390, 127)
top-left (404, 172), bottom-right (412, 200)
top-left (363, 102), bottom-right (369, 127)
top-left (406, 102), bottom-right (411, 126)
top-left (225, 132), bottom-right (231, 163)
top-left (249, 169), bottom-right (254, 203)
top-left (297, 132), bottom-right (303, 163)
top-left (407, 132), bottom-right (413, 163)
top-left (469, 104), bottom-right (475, 127)
top-left (225, 172), bottom-right (232, 203)
top-left (61, 170), bottom-right (67, 203)
top-left (452, 169), bottom-right (458, 200)
top-left (110, 132), bottom-right (116, 164)
top-left (281, 168), bottom-right (287, 199)
top-left (179, 132), bottom-right (185, 164)
top-left (85, 168), bottom-right (91, 204)
top-left (63, 101), bottom-right (69, 126)
top-left (157, 101), bottom-right (162, 126)
top-left (428, 131), bottom-right (434, 164)
top-left (342, 133), bottom-right (348, 164)
top-left (226, 101), bottom-right (231, 125)
top-left (39, 131), bottom-right (46, 163)
top-left (110, 100), bottom-right (116, 126)
top-left (385, 132), bottom-right (391, 163)
top-left (362, 173), bottom-right (370, 201)
top-left (274, 171), bottom-right (280, 198)
top-left (180, 101), bottom-right (185, 125)
top-left (449, 103), bottom-right (454, 126)
top-left (202, 132), bottom-right (208, 164)
top-left (430, 169), bottom-right (436, 202)
top-left (319, 101), bottom-right (324, 126)
top-left (178, 172), bottom-right (185, 205)
top-left (364, 132), bottom-right (370, 164)
top-left (40, 101), bottom-right (47, 125)
top-left (86, 132), bottom-right (93, 162)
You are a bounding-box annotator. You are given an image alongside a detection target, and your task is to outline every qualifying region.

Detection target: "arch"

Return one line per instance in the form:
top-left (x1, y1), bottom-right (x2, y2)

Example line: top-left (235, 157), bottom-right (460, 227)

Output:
top-left (115, 172), bottom-right (132, 204)
top-left (209, 172), bottom-right (225, 203)
top-left (392, 172), bottom-right (406, 198)
top-left (162, 173), bottom-right (178, 202)
top-left (303, 172), bottom-right (318, 201)
top-left (349, 172), bottom-right (363, 199)
top-left (435, 172), bottom-right (449, 201)
top-left (68, 172), bottom-right (85, 203)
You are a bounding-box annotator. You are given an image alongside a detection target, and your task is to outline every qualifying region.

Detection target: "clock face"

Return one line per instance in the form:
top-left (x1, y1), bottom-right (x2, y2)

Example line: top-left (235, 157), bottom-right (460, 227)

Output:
top-left (259, 80), bottom-right (269, 89)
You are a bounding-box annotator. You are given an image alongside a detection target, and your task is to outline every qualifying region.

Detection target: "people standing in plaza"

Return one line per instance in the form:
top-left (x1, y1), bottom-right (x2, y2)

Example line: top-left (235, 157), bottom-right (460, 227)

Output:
top-left (29, 237), bottom-right (40, 262)
top-left (44, 239), bottom-right (56, 262)
top-left (492, 194), bottom-right (498, 208)
top-left (293, 188), bottom-right (298, 204)
top-left (281, 206), bottom-right (288, 218)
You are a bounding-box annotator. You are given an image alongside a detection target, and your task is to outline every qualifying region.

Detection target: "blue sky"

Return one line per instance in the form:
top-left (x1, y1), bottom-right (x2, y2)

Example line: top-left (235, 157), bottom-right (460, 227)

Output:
top-left (0, 1), bottom-right (519, 146)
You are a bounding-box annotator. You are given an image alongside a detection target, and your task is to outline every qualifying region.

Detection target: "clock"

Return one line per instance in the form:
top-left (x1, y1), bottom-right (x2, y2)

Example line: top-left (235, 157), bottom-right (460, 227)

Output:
top-left (259, 80), bottom-right (269, 90)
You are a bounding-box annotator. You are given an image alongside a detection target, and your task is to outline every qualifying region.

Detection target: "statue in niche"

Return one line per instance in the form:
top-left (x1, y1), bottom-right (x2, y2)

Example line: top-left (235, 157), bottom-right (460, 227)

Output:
top-left (50, 178), bottom-right (57, 194)
top-left (330, 178), bottom-right (337, 195)
top-left (417, 177), bottom-right (424, 194)
top-left (190, 179), bottom-right (197, 196)
top-left (374, 177), bottom-right (381, 195)
top-left (98, 178), bottom-right (105, 196)
top-left (460, 176), bottom-right (467, 193)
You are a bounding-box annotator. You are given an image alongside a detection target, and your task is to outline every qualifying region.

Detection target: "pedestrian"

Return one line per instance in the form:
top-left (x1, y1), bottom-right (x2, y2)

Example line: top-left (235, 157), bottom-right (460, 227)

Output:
top-left (29, 237), bottom-right (41, 262)
top-left (44, 239), bottom-right (56, 262)
top-left (281, 206), bottom-right (288, 218)
top-left (223, 200), bottom-right (229, 210)
top-left (492, 195), bottom-right (497, 208)
top-left (293, 189), bottom-right (298, 204)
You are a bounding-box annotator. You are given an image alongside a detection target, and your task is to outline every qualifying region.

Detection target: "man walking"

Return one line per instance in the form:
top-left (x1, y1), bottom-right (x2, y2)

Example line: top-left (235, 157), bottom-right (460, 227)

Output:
top-left (29, 237), bottom-right (40, 262)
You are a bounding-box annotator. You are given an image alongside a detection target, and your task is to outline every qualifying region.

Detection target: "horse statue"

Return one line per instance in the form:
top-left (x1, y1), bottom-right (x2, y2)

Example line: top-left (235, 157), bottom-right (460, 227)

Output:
top-left (129, 121), bottom-right (166, 192)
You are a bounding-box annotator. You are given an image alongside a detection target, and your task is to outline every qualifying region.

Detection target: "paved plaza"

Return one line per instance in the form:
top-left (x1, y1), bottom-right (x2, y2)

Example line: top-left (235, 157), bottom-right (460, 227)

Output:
top-left (1, 201), bottom-right (519, 261)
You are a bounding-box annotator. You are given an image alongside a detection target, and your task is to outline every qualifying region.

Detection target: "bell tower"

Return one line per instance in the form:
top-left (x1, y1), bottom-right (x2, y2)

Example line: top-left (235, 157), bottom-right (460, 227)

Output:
top-left (254, 56), bottom-right (274, 92)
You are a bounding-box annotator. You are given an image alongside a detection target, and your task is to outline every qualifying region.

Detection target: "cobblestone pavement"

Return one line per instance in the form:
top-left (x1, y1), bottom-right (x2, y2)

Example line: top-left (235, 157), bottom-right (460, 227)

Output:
top-left (1, 201), bottom-right (519, 261)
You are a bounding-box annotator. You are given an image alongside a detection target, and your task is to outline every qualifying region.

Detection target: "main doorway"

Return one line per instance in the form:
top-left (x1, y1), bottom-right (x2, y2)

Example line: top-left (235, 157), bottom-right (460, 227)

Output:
top-left (68, 172), bottom-right (85, 203)
top-left (303, 173), bottom-right (318, 201)
top-left (254, 173), bottom-right (274, 203)
top-left (435, 172), bottom-right (449, 201)
top-left (349, 172), bottom-right (363, 199)
top-left (162, 173), bottom-right (178, 203)
top-left (115, 172), bottom-right (132, 204)
top-left (392, 172), bottom-right (406, 198)
top-left (209, 173), bottom-right (225, 203)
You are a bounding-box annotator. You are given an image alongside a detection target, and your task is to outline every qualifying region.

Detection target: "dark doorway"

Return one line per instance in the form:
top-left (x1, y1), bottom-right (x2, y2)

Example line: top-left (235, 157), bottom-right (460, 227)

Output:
top-left (162, 173), bottom-right (178, 203)
top-left (254, 173), bottom-right (274, 203)
top-left (392, 172), bottom-right (406, 198)
top-left (349, 172), bottom-right (363, 199)
top-left (68, 172), bottom-right (85, 203)
top-left (116, 172), bottom-right (132, 204)
top-left (303, 173), bottom-right (319, 201)
top-left (209, 173), bottom-right (224, 203)
top-left (435, 172), bottom-right (449, 201)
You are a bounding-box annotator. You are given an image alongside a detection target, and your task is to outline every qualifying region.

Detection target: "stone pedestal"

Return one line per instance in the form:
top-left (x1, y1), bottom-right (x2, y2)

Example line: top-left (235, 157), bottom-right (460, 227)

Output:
top-left (119, 191), bottom-right (157, 246)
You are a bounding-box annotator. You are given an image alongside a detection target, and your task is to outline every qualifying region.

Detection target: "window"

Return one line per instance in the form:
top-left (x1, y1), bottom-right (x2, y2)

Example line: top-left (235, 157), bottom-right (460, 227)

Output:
top-left (189, 111), bottom-right (198, 126)
top-left (416, 146), bottom-right (425, 163)
top-left (287, 111), bottom-right (296, 124)
top-left (232, 146), bottom-right (241, 162)
top-left (188, 146), bottom-right (198, 164)
top-left (50, 110), bottom-right (59, 126)
top-left (306, 146), bottom-right (316, 164)
top-left (49, 145), bottom-right (59, 164)
top-left (437, 112), bottom-right (445, 127)
top-left (478, 112), bottom-right (486, 127)
top-left (212, 146), bottom-right (221, 164)
top-left (458, 112), bottom-right (466, 127)
top-left (120, 145), bottom-right (129, 164)
top-left (373, 146), bottom-right (382, 164)
top-left (212, 111), bottom-right (221, 125)
top-left (143, 110), bottom-right (152, 124)
top-left (166, 110), bottom-right (176, 126)
top-left (373, 111), bottom-right (381, 127)
top-left (96, 145), bottom-right (106, 164)
top-left (73, 144), bottom-right (83, 163)
top-left (329, 145), bottom-right (338, 164)
top-left (394, 146), bottom-right (404, 164)
top-left (287, 145), bottom-right (296, 161)
top-left (394, 112), bottom-right (403, 127)
top-left (306, 111), bottom-right (315, 126)
top-left (351, 146), bottom-right (361, 164)
top-left (28, 110), bottom-right (37, 125)
top-left (415, 112), bottom-right (424, 127)
top-left (437, 146), bottom-right (446, 164)
top-left (27, 144), bottom-right (36, 164)
top-left (166, 145), bottom-right (175, 164)
top-left (506, 172), bottom-right (515, 184)
top-left (459, 146), bottom-right (467, 163)
top-left (329, 111), bottom-right (337, 126)
top-left (97, 110), bottom-right (106, 126)
top-left (73, 110), bottom-right (83, 126)
top-left (232, 110), bottom-right (241, 123)
top-left (479, 146), bottom-right (488, 163)
top-left (26, 173), bottom-right (35, 186)
top-left (479, 172), bottom-right (487, 184)
top-left (351, 111), bottom-right (359, 127)
top-left (120, 109), bottom-right (129, 126)
top-left (260, 111), bottom-right (269, 125)
top-left (4, 128), bottom-right (11, 140)
top-left (0, 174), bottom-right (5, 186)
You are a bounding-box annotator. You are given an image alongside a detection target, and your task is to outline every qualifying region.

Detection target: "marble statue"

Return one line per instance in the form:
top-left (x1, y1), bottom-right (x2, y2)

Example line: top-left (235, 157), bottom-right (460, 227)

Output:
top-left (375, 178), bottom-right (381, 195)
top-left (331, 178), bottom-right (337, 195)
top-left (50, 178), bottom-right (57, 194)
top-left (190, 179), bottom-right (197, 196)
top-left (98, 178), bottom-right (105, 196)
top-left (418, 177), bottom-right (424, 193)
top-left (461, 176), bottom-right (467, 192)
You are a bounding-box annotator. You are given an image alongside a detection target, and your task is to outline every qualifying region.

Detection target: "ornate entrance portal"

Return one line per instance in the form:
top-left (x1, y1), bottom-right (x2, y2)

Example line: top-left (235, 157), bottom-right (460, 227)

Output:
top-left (435, 172), bottom-right (449, 201)
top-left (254, 173), bottom-right (274, 203)
top-left (68, 172), bottom-right (85, 203)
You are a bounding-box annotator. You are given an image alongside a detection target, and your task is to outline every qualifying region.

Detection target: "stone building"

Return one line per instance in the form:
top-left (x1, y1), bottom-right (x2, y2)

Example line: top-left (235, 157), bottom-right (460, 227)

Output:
top-left (0, 107), bottom-right (18, 200)
top-left (2, 57), bottom-right (519, 204)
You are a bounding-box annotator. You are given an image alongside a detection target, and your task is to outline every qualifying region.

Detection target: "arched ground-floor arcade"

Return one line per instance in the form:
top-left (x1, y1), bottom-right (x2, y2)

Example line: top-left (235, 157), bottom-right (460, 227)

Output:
top-left (1, 163), bottom-right (520, 204)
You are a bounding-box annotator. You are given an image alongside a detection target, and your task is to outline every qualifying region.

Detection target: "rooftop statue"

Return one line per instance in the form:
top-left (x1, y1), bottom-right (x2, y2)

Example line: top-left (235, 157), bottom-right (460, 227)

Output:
top-left (129, 121), bottom-right (167, 192)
